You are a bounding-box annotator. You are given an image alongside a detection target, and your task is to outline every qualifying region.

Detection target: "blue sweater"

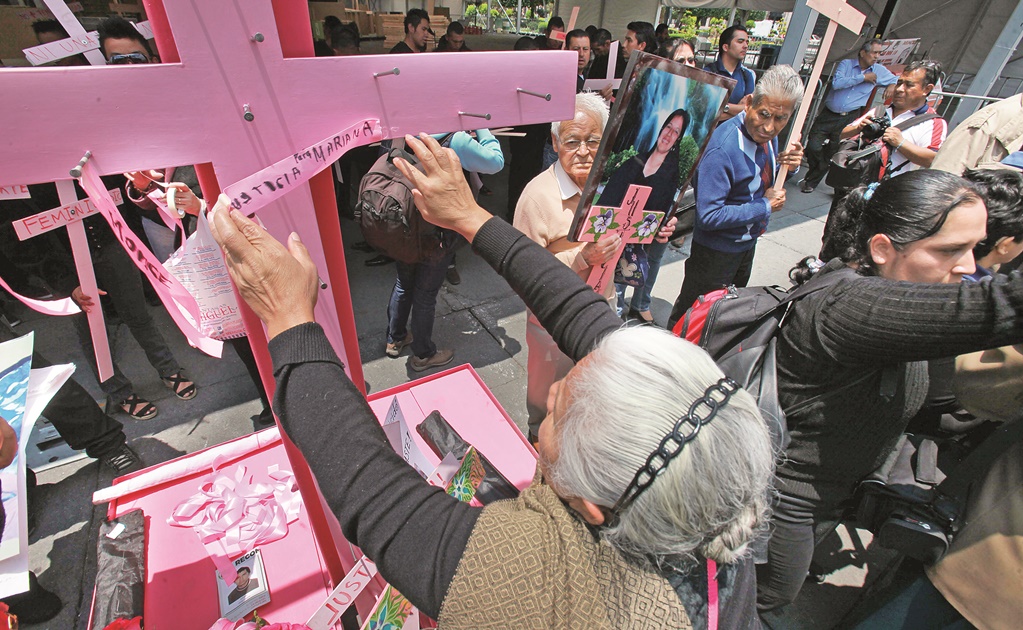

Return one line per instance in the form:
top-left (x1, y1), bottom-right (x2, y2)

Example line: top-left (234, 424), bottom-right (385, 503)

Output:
top-left (692, 112), bottom-right (778, 253)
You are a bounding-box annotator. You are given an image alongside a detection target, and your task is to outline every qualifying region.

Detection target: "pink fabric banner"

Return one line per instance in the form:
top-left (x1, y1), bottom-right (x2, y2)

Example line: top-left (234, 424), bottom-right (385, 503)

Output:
top-left (223, 119), bottom-right (382, 216)
top-left (78, 162), bottom-right (223, 358)
top-left (0, 274), bottom-right (79, 316)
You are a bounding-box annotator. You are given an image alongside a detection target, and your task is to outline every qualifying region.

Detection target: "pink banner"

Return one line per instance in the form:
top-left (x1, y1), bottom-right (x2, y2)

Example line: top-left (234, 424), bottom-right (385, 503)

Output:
top-left (0, 273), bottom-right (79, 316)
top-left (223, 119), bottom-right (382, 215)
top-left (78, 162), bottom-right (223, 358)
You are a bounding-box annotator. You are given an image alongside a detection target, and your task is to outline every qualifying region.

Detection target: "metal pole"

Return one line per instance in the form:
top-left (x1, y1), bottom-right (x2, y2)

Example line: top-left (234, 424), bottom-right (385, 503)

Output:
top-left (950, 0), bottom-right (1023, 127)
top-left (516, 0), bottom-right (521, 34)
top-left (776, 0), bottom-right (818, 69)
top-left (873, 0), bottom-right (903, 38)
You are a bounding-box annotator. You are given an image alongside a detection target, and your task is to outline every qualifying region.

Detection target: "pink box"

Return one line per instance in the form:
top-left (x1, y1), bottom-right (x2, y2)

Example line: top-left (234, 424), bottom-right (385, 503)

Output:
top-left (93, 365), bottom-right (536, 628)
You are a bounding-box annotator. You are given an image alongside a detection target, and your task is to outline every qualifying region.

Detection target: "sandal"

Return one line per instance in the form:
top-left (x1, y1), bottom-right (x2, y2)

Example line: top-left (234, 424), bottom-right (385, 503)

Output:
top-left (163, 372), bottom-right (197, 400)
top-left (120, 394), bottom-right (158, 420)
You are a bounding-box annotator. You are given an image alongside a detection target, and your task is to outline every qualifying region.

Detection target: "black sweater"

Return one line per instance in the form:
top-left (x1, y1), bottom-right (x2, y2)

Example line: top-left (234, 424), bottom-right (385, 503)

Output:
top-left (776, 266), bottom-right (1023, 504)
top-left (270, 218), bottom-right (621, 618)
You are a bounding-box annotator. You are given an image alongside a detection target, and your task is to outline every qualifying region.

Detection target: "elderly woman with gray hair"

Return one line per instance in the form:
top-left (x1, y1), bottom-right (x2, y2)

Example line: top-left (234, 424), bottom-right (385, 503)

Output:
top-left (209, 133), bottom-right (773, 628)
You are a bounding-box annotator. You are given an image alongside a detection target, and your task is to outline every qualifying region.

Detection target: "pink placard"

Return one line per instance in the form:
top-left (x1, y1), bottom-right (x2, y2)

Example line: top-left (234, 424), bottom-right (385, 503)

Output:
top-left (306, 557), bottom-right (378, 629)
top-left (78, 163), bottom-right (223, 358)
top-left (12, 188), bottom-right (123, 240)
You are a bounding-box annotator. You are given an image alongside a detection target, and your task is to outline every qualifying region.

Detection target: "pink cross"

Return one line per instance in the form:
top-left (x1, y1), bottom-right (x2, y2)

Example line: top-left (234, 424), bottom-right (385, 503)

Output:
top-left (0, 0), bottom-right (576, 395)
top-left (775, 0), bottom-right (866, 187)
top-left (575, 184), bottom-right (663, 296)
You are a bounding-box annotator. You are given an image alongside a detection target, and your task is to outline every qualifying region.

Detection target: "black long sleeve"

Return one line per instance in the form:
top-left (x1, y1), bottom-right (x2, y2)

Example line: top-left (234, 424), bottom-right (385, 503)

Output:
top-left (270, 216), bottom-right (623, 616)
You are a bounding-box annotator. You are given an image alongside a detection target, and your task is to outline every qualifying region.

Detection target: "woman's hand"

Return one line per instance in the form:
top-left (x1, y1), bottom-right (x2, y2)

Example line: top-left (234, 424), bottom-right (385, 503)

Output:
top-left (207, 196), bottom-right (319, 339)
top-left (393, 133), bottom-right (493, 241)
top-left (166, 183), bottom-right (203, 216)
top-left (124, 169), bottom-right (164, 194)
top-left (655, 216), bottom-right (678, 244)
top-left (71, 286), bottom-right (106, 313)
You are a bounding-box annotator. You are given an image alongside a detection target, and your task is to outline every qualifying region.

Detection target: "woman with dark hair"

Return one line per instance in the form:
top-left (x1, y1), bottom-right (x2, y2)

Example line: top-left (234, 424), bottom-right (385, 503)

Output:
top-left (603, 109), bottom-right (690, 322)
top-left (758, 169), bottom-right (1023, 610)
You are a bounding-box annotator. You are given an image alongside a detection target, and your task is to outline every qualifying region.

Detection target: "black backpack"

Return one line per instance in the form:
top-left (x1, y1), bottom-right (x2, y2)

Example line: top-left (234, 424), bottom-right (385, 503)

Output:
top-left (355, 135), bottom-right (459, 264)
top-left (672, 262), bottom-right (857, 452)
top-left (827, 108), bottom-right (940, 190)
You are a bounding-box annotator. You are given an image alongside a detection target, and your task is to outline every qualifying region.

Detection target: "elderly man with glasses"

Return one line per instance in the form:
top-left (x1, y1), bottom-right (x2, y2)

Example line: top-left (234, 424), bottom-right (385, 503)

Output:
top-left (513, 93), bottom-right (621, 441)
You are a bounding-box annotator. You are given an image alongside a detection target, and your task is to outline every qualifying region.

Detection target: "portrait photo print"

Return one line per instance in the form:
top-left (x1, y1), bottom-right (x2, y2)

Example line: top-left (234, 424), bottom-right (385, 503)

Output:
top-left (570, 51), bottom-right (736, 241)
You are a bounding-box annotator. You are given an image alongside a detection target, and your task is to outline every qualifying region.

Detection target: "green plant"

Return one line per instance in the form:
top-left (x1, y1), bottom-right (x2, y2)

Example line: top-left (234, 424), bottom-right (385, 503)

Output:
top-left (677, 136), bottom-right (700, 189)
top-left (604, 147), bottom-right (638, 182)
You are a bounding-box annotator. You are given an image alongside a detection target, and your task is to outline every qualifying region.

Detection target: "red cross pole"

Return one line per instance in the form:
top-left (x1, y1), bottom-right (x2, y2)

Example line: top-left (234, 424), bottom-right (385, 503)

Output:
top-left (576, 184), bottom-right (663, 296)
top-left (0, 0), bottom-right (576, 402)
top-left (774, 0), bottom-right (866, 188)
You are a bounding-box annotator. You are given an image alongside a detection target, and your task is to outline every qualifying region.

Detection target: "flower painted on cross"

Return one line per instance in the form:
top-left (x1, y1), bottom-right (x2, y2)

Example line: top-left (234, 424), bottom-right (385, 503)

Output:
top-left (633, 212), bottom-right (661, 240)
top-left (587, 208), bottom-right (619, 238)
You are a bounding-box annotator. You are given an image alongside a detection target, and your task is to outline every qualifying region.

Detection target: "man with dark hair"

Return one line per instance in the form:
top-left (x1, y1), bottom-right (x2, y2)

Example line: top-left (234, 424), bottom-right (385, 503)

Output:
top-left (591, 28), bottom-right (612, 58)
top-left (97, 15), bottom-right (156, 62)
top-left (31, 19), bottom-right (67, 45)
top-left (330, 22), bottom-right (360, 56)
top-left (961, 167), bottom-right (1023, 280)
top-left (31, 18), bottom-right (87, 66)
top-left (541, 16), bottom-right (565, 50)
top-left (623, 21), bottom-right (656, 60)
top-left (565, 29), bottom-right (591, 92)
top-left (841, 60), bottom-right (947, 176)
top-left (800, 39), bottom-right (897, 192)
top-left (436, 21), bottom-right (470, 52)
top-left (391, 8), bottom-right (431, 54)
top-left (655, 23), bottom-right (670, 48)
top-left (705, 25), bottom-right (755, 120)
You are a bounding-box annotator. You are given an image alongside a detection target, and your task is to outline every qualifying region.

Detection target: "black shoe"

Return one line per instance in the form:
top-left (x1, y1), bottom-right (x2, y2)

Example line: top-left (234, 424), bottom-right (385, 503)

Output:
top-left (3, 572), bottom-right (62, 624)
top-left (446, 266), bottom-right (461, 285)
top-left (365, 254), bottom-right (394, 267)
top-left (100, 443), bottom-right (143, 475)
top-left (255, 407), bottom-right (275, 425)
top-left (800, 179), bottom-right (815, 193)
top-left (352, 241), bottom-right (375, 253)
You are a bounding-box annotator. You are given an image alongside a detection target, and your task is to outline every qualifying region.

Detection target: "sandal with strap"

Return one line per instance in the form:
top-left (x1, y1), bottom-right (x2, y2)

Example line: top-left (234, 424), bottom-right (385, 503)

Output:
top-left (120, 394), bottom-right (158, 420)
top-left (163, 372), bottom-right (197, 400)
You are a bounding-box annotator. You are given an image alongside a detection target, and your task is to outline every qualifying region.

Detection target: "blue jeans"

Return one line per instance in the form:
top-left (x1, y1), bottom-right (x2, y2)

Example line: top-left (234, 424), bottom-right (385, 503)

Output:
top-left (387, 249), bottom-right (456, 359)
top-left (615, 240), bottom-right (669, 314)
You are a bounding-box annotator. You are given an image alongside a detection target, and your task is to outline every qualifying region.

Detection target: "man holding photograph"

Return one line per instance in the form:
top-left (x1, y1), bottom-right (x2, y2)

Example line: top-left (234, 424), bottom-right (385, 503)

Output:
top-left (667, 65), bottom-right (805, 330)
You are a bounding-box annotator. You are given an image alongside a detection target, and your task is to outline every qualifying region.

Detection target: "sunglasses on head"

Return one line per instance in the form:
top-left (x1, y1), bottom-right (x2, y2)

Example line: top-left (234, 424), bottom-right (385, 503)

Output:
top-left (108, 52), bottom-right (149, 65)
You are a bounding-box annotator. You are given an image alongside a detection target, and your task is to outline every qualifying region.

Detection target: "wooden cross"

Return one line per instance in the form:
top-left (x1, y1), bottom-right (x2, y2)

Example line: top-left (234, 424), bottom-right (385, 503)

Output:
top-left (0, 0), bottom-right (576, 396)
top-left (575, 184), bottom-right (662, 296)
top-left (774, 0), bottom-right (866, 188)
top-left (11, 183), bottom-right (120, 381)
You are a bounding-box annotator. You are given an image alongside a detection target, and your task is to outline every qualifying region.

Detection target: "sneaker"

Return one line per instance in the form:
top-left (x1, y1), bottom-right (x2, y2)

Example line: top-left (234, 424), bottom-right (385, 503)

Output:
top-left (446, 266), bottom-right (461, 285)
top-left (100, 443), bottom-right (143, 475)
top-left (800, 179), bottom-right (815, 193)
top-left (385, 332), bottom-right (413, 358)
top-left (409, 348), bottom-right (455, 372)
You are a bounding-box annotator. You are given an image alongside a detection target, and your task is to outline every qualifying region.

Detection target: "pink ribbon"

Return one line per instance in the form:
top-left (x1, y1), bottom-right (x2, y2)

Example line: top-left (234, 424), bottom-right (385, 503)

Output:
top-left (0, 272), bottom-right (80, 316)
top-left (168, 463), bottom-right (300, 583)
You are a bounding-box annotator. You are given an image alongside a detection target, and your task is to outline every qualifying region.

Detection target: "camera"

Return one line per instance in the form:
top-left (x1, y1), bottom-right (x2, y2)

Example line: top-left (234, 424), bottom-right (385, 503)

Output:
top-left (861, 115), bottom-right (890, 142)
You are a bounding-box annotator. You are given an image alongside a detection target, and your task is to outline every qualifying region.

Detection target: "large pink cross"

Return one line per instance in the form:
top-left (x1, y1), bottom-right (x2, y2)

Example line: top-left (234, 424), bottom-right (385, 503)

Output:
top-left (775, 0), bottom-right (866, 187)
top-left (0, 0), bottom-right (576, 397)
top-left (575, 184), bottom-right (662, 296)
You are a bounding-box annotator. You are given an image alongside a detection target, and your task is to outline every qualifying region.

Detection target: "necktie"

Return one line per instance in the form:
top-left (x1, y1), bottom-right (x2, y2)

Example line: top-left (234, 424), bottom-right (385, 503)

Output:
top-left (760, 144), bottom-right (773, 189)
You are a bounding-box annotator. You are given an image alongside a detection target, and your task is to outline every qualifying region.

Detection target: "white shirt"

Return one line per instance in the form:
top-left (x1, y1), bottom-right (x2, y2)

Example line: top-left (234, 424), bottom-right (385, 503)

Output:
top-left (887, 105), bottom-right (948, 176)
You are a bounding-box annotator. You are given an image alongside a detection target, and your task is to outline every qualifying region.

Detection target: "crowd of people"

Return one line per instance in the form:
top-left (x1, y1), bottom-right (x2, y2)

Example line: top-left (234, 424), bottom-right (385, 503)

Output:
top-left (4, 7), bottom-right (1023, 628)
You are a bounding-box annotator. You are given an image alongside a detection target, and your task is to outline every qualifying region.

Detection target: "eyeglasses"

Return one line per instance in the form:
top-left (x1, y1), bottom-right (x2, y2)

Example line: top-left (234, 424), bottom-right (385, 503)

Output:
top-left (560, 138), bottom-right (601, 152)
top-left (108, 52), bottom-right (149, 65)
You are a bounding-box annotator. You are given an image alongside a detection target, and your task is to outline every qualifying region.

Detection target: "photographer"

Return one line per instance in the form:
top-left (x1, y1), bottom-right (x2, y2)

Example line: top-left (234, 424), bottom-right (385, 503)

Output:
top-left (840, 61), bottom-right (947, 177)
